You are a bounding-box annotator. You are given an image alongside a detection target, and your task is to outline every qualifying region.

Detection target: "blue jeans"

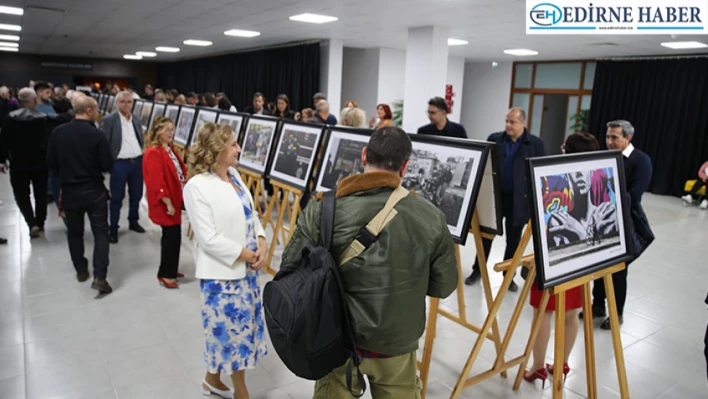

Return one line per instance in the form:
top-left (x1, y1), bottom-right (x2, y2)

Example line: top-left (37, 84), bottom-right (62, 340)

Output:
top-left (109, 157), bottom-right (143, 232)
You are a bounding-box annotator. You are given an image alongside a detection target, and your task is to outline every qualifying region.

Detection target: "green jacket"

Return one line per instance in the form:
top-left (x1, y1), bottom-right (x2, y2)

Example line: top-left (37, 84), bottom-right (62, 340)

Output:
top-left (281, 171), bottom-right (458, 356)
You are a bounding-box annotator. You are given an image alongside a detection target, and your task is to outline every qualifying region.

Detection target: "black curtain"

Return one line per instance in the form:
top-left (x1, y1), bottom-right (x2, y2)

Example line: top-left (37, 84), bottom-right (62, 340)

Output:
top-left (588, 58), bottom-right (708, 196)
top-left (157, 42), bottom-right (320, 112)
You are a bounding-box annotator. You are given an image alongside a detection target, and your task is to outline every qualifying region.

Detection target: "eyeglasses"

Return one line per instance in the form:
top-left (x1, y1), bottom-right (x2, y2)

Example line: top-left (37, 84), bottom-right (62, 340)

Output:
top-left (427, 110), bottom-right (438, 115)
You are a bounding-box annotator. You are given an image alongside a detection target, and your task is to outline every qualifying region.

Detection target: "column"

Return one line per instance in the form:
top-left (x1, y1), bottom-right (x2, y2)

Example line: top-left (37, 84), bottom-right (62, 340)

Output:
top-left (402, 26), bottom-right (450, 132)
top-left (319, 39), bottom-right (343, 114)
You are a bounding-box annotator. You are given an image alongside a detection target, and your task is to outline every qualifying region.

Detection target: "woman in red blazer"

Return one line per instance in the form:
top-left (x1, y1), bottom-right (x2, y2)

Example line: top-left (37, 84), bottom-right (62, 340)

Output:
top-left (143, 116), bottom-right (188, 289)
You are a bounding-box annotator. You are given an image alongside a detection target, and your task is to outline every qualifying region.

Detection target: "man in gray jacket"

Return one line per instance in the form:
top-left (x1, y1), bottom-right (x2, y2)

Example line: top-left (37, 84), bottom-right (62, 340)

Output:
top-left (101, 91), bottom-right (145, 243)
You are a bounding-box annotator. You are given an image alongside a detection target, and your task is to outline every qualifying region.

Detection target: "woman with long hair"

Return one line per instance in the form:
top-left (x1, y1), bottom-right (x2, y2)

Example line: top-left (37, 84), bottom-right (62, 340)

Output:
top-left (142, 116), bottom-right (187, 289)
top-left (369, 104), bottom-right (394, 129)
top-left (184, 123), bottom-right (268, 399)
top-left (272, 94), bottom-right (295, 119)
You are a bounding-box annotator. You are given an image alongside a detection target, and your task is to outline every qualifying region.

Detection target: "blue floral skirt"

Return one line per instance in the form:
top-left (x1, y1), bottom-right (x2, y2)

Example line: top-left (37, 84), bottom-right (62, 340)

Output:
top-left (200, 271), bottom-right (268, 374)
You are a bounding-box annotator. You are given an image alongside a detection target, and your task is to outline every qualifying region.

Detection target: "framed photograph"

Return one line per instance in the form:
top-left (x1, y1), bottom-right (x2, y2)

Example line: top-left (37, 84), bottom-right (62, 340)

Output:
top-left (139, 102), bottom-right (154, 133)
top-left (475, 148), bottom-right (503, 236)
top-left (105, 95), bottom-right (116, 114)
top-left (217, 112), bottom-right (247, 142)
top-left (189, 109), bottom-right (219, 146)
top-left (267, 121), bottom-right (326, 191)
top-left (173, 106), bottom-right (196, 146)
top-left (238, 116), bottom-right (280, 175)
top-left (403, 135), bottom-right (489, 245)
top-left (132, 99), bottom-right (144, 119)
top-left (98, 94), bottom-right (107, 113)
top-left (164, 104), bottom-right (180, 123)
top-left (527, 151), bottom-right (633, 289)
top-left (148, 103), bottom-right (166, 132)
top-left (314, 127), bottom-right (373, 192)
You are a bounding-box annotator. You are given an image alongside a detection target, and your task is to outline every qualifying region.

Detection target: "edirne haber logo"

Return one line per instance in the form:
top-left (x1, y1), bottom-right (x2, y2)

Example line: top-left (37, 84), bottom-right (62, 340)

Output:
top-left (526, 0), bottom-right (708, 34)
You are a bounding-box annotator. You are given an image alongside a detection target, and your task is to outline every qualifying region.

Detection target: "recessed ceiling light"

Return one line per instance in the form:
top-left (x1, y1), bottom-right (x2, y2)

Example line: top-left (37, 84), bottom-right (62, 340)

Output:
top-left (661, 41), bottom-right (708, 49)
top-left (0, 23), bottom-right (21, 32)
top-left (289, 13), bottom-right (338, 24)
top-left (224, 29), bottom-right (261, 38)
top-left (0, 34), bottom-right (19, 41)
top-left (503, 49), bottom-right (539, 56)
top-left (183, 39), bottom-right (213, 46)
top-left (123, 54), bottom-right (142, 60)
top-left (155, 46), bottom-right (180, 53)
top-left (0, 46), bottom-right (18, 52)
top-left (0, 41), bottom-right (18, 47)
top-left (0, 6), bottom-right (23, 15)
top-left (136, 51), bottom-right (157, 57)
top-left (447, 38), bottom-right (469, 46)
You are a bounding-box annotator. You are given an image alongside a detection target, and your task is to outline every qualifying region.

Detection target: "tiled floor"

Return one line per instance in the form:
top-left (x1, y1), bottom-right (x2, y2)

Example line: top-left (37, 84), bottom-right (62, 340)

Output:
top-left (0, 175), bottom-right (705, 399)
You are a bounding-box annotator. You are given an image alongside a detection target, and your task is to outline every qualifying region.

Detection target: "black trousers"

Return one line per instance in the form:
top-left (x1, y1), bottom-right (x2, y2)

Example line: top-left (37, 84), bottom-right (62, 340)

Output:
top-left (690, 179), bottom-right (707, 197)
top-left (158, 225), bottom-right (181, 278)
top-left (63, 186), bottom-right (110, 279)
top-left (9, 169), bottom-right (48, 229)
top-left (591, 267), bottom-right (628, 316)
top-left (473, 194), bottom-right (525, 275)
top-left (704, 321), bottom-right (708, 382)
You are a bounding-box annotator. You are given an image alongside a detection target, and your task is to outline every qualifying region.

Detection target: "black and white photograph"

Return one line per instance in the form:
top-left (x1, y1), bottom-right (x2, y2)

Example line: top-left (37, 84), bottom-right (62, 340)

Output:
top-left (216, 112), bottom-right (245, 140)
top-left (528, 151), bottom-right (633, 289)
top-left (132, 100), bottom-right (144, 120)
top-left (148, 103), bottom-right (166, 132)
top-left (239, 117), bottom-right (279, 175)
top-left (475, 149), bottom-right (503, 236)
top-left (105, 95), bottom-right (115, 114)
top-left (140, 102), bottom-right (154, 132)
top-left (403, 136), bottom-right (488, 244)
top-left (268, 122), bottom-right (325, 191)
top-left (189, 109), bottom-right (219, 146)
top-left (99, 94), bottom-right (108, 114)
top-left (173, 106), bottom-right (196, 146)
top-left (164, 104), bottom-right (180, 124)
top-left (314, 128), bottom-right (373, 192)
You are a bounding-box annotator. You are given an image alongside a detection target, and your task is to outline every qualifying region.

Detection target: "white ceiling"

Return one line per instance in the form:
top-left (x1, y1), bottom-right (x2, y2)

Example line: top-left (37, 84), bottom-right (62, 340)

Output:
top-left (1, 0), bottom-right (707, 62)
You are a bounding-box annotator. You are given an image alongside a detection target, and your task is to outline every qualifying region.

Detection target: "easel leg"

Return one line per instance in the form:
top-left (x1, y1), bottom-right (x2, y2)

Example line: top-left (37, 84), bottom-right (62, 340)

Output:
top-left (513, 282), bottom-right (547, 390)
top-left (265, 188), bottom-right (290, 275)
top-left (419, 297), bottom-right (440, 399)
top-left (582, 282), bottom-right (598, 399)
top-left (285, 194), bottom-right (302, 244)
top-left (604, 273), bottom-right (629, 398)
top-left (553, 291), bottom-right (566, 398)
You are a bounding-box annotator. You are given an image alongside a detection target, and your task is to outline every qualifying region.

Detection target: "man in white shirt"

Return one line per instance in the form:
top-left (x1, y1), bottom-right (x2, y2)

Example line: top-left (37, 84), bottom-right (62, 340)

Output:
top-left (101, 91), bottom-right (146, 243)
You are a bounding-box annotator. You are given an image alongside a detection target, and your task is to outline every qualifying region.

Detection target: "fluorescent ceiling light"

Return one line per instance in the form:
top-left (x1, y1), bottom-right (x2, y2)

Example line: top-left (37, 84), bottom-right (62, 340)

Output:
top-left (0, 41), bottom-right (18, 47)
top-left (660, 41), bottom-right (708, 49)
top-left (155, 46), bottom-right (180, 52)
top-left (0, 23), bottom-right (21, 32)
top-left (0, 46), bottom-right (18, 52)
top-left (503, 48), bottom-right (539, 56)
top-left (0, 6), bottom-right (23, 15)
top-left (448, 38), bottom-right (468, 46)
top-left (136, 51), bottom-right (157, 57)
top-left (183, 39), bottom-right (212, 46)
top-left (0, 34), bottom-right (19, 41)
top-left (123, 54), bottom-right (142, 60)
top-left (224, 29), bottom-right (261, 38)
top-left (289, 13), bottom-right (338, 24)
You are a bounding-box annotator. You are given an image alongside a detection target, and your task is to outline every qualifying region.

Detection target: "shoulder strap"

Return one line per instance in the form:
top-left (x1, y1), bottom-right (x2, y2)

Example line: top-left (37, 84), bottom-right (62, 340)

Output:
top-left (320, 190), bottom-right (336, 249)
top-left (339, 185), bottom-right (409, 266)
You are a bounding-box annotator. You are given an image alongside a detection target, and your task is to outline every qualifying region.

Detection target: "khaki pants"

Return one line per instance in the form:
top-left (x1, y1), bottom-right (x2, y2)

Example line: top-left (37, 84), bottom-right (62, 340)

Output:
top-left (313, 352), bottom-right (422, 399)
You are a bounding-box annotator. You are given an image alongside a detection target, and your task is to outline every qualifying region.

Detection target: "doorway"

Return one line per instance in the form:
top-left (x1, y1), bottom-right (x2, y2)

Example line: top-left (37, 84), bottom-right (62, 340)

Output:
top-left (540, 94), bottom-right (568, 155)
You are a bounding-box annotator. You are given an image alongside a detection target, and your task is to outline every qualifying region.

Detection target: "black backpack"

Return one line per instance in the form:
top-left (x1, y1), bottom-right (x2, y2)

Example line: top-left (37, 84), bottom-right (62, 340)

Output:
top-left (263, 191), bottom-right (366, 397)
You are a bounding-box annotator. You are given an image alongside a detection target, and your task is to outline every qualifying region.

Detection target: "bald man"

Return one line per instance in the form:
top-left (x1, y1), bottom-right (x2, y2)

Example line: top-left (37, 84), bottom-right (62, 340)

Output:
top-left (47, 95), bottom-right (114, 294)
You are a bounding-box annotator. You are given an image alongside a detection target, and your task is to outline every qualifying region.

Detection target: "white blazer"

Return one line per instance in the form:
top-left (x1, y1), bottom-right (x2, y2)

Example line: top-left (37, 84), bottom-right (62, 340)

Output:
top-left (183, 167), bottom-right (266, 281)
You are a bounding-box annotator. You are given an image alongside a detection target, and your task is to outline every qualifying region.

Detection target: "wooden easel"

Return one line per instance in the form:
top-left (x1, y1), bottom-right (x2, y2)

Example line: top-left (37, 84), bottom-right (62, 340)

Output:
top-left (263, 180), bottom-right (303, 276)
top-left (512, 261), bottom-right (629, 399)
top-left (416, 211), bottom-right (507, 398)
top-left (237, 167), bottom-right (274, 232)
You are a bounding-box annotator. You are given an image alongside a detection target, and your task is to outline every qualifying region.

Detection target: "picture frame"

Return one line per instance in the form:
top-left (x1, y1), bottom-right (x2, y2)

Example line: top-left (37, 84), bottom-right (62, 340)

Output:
top-left (527, 151), bottom-right (633, 289)
top-left (164, 104), bottom-right (181, 124)
top-left (105, 95), bottom-right (116, 114)
top-left (133, 99), bottom-right (144, 120)
top-left (238, 115), bottom-right (280, 176)
top-left (475, 148), bottom-right (504, 236)
top-left (404, 135), bottom-right (490, 245)
top-left (98, 94), bottom-right (107, 114)
top-left (313, 126), bottom-right (374, 193)
top-left (267, 120), bottom-right (326, 192)
top-left (216, 111), bottom-right (247, 143)
top-left (189, 108), bottom-right (219, 146)
top-left (173, 105), bottom-right (196, 146)
top-left (139, 102), bottom-right (154, 133)
top-left (148, 103), bottom-right (166, 132)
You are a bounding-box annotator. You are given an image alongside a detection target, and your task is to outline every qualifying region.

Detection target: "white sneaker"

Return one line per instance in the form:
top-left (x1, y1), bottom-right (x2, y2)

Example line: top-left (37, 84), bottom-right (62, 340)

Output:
top-left (700, 200), bottom-right (708, 210)
top-left (682, 194), bottom-right (694, 204)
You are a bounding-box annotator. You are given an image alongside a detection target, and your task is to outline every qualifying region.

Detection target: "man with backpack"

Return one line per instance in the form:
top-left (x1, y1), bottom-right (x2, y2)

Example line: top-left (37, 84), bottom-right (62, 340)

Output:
top-left (274, 126), bottom-right (458, 398)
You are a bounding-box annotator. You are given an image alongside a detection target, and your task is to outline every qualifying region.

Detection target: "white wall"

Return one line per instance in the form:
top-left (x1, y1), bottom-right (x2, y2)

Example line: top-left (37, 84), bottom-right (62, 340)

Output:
top-left (376, 48), bottom-right (406, 110)
top-left (319, 40), bottom-right (343, 114)
top-left (460, 61), bottom-right (513, 141)
top-left (341, 48), bottom-right (379, 123)
top-left (446, 56), bottom-right (466, 123)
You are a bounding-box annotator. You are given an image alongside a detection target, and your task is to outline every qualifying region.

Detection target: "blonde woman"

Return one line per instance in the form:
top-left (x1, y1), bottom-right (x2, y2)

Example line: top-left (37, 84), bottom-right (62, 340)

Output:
top-left (344, 107), bottom-right (367, 128)
top-left (183, 123), bottom-right (268, 399)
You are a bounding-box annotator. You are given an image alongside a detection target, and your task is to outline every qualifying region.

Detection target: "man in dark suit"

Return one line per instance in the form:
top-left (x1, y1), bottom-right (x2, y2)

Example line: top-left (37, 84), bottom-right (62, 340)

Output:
top-left (417, 97), bottom-right (467, 139)
top-left (47, 95), bottom-right (114, 293)
top-left (244, 92), bottom-right (271, 116)
top-left (585, 119), bottom-right (652, 329)
top-left (102, 91), bottom-right (145, 243)
top-left (464, 108), bottom-right (546, 292)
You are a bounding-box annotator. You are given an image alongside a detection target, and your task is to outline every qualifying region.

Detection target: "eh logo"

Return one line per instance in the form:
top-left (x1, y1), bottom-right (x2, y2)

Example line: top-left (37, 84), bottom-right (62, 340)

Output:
top-left (530, 3), bottom-right (563, 26)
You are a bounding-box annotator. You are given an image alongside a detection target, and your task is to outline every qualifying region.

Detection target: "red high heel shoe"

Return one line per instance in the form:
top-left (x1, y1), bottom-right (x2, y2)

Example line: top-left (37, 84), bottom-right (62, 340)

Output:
top-left (157, 277), bottom-right (179, 289)
top-left (546, 362), bottom-right (570, 381)
top-left (523, 367), bottom-right (549, 388)
top-left (176, 272), bottom-right (185, 279)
